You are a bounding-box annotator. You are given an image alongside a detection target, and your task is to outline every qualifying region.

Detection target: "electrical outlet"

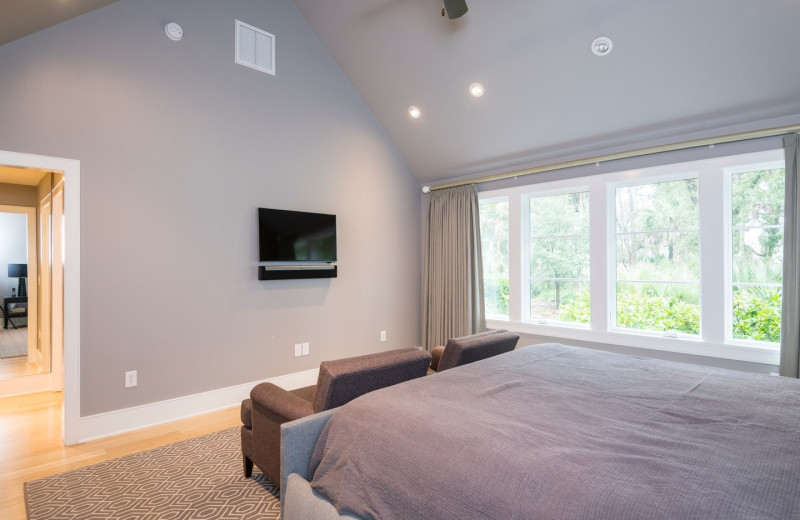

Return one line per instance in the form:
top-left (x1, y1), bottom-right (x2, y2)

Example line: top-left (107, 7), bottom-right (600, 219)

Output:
top-left (294, 344), bottom-right (302, 357)
top-left (380, 330), bottom-right (387, 342)
top-left (302, 342), bottom-right (309, 355)
top-left (125, 370), bottom-right (137, 388)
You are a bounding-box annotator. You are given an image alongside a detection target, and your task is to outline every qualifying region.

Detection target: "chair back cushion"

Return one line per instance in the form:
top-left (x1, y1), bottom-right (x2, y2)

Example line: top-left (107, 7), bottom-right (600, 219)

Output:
top-left (437, 329), bottom-right (519, 372)
top-left (313, 347), bottom-right (432, 413)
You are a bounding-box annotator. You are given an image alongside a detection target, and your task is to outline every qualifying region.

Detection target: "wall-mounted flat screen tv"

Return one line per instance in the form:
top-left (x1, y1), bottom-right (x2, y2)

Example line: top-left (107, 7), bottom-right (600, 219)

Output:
top-left (259, 208), bottom-right (337, 263)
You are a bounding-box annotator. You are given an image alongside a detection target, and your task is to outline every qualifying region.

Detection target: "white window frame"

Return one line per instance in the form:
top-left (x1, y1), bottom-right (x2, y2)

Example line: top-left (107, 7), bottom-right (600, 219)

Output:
top-left (523, 187), bottom-right (591, 327)
top-left (609, 172), bottom-right (701, 340)
top-left (479, 196), bottom-right (511, 320)
top-left (480, 149), bottom-right (784, 365)
top-left (724, 158), bottom-right (786, 347)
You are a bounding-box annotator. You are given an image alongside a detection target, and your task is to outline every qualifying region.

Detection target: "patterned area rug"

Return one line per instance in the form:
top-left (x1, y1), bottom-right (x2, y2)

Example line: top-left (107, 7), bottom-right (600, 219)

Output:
top-left (0, 327), bottom-right (27, 358)
top-left (24, 427), bottom-right (280, 519)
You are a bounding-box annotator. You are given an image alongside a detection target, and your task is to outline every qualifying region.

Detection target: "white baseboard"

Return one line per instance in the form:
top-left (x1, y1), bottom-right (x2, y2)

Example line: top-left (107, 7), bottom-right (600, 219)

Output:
top-left (71, 368), bottom-right (319, 445)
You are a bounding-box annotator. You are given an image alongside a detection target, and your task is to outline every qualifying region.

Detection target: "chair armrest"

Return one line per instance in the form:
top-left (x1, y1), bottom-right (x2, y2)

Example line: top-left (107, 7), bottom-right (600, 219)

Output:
top-left (250, 383), bottom-right (314, 422)
top-left (430, 345), bottom-right (445, 371)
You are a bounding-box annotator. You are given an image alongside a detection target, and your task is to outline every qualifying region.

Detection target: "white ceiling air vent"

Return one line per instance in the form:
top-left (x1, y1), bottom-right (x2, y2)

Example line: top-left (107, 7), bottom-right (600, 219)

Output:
top-left (235, 20), bottom-right (275, 75)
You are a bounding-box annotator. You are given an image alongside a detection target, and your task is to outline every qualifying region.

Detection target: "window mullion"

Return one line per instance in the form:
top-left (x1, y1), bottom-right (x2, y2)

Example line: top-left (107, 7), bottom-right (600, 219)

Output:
top-left (699, 169), bottom-right (726, 343)
top-left (589, 182), bottom-right (608, 332)
top-left (507, 193), bottom-right (523, 323)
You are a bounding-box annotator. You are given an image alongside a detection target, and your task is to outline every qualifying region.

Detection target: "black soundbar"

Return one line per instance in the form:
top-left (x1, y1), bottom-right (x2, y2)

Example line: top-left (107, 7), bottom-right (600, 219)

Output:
top-left (258, 265), bottom-right (337, 280)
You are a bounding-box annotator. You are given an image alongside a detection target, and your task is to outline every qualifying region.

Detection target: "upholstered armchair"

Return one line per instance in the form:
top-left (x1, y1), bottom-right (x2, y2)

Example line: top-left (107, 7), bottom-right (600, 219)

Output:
top-left (429, 329), bottom-right (519, 372)
top-left (240, 347), bottom-right (432, 487)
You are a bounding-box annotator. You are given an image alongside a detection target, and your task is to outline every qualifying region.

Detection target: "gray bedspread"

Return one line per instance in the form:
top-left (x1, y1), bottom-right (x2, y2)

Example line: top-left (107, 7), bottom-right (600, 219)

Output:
top-left (308, 344), bottom-right (800, 520)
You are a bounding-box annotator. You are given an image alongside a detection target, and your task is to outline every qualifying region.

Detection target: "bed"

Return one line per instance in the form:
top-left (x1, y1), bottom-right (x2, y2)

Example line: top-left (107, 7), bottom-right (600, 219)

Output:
top-left (280, 343), bottom-right (800, 519)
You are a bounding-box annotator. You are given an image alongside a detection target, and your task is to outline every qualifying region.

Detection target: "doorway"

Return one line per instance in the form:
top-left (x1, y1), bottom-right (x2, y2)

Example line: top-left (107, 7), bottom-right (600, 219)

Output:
top-left (0, 150), bottom-right (79, 445)
top-left (0, 204), bottom-right (38, 379)
top-left (0, 170), bottom-right (62, 390)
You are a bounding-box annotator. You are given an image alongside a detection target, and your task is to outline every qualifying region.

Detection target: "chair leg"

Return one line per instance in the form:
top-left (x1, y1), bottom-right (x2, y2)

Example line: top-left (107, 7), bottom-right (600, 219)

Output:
top-left (244, 455), bottom-right (254, 478)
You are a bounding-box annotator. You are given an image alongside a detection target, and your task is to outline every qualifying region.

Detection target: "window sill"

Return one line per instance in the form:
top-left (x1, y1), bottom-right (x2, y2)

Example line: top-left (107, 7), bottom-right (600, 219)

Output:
top-left (487, 319), bottom-right (780, 366)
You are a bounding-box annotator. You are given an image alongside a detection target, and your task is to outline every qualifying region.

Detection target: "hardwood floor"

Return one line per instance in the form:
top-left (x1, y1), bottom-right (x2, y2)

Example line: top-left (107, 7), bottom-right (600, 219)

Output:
top-left (0, 327), bottom-right (37, 379)
top-left (0, 356), bottom-right (40, 379)
top-left (0, 391), bottom-right (242, 519)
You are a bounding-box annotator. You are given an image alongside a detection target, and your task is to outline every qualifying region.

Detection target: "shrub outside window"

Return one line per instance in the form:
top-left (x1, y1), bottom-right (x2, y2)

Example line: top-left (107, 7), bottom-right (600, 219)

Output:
top-left (730, 167), bottom-right (785, 343)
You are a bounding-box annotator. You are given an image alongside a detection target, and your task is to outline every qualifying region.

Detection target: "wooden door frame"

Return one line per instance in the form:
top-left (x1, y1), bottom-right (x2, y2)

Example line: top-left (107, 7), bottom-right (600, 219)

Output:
top-left (51, 182), bottom-right (65, 392)
top-left (38, 194), bottom-right (52, 377)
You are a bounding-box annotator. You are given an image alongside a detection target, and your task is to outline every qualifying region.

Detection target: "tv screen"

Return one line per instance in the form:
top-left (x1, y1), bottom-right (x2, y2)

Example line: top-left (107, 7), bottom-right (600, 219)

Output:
top-left (259, 208), bottom-right (337, 262)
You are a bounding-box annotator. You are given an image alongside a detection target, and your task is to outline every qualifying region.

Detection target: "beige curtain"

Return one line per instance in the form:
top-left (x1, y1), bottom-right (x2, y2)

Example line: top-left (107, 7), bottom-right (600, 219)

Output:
top-left (422, 185), bottom-right (485, 350)
top-left (780, 135), bottom-right (799, 377)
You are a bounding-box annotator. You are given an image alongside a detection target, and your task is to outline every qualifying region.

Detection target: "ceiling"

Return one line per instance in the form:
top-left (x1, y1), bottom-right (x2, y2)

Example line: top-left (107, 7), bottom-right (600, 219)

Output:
top-left (0, 0), bottom-right (121, 47)
top-left (1, 1), bottom-right (798, 184)
top-left (0, 165), bottom-right (49, 186)
top-left (293, 0), bottom-right (800, 183)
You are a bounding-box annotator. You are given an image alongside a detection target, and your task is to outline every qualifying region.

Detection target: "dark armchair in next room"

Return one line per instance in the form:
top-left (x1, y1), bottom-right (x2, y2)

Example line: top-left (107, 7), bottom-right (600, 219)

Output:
top-left (240, 347), bottom-right (432, 488)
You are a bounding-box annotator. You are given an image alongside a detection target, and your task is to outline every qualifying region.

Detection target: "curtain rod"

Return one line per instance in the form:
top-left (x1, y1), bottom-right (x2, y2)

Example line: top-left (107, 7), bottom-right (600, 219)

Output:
top-left (423, 124), bottom-right (800, 193)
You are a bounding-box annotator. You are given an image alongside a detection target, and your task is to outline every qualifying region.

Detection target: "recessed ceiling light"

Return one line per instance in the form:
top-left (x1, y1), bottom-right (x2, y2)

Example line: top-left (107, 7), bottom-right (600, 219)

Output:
top-left (592, 36), bottom-right (613, 56)
top-left (469, 82), bottom-right (484, 98)
top-left (408, 106), bottom-right (422, 119)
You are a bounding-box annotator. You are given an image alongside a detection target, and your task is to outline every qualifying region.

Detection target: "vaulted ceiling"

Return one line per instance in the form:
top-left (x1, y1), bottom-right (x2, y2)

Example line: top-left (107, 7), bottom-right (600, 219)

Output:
top-left (0, 0), bottom-right (122, 47)
top-left (3, 1), bottom-right (799, 184)
top-left (293, 0), bottom-right (800, 182)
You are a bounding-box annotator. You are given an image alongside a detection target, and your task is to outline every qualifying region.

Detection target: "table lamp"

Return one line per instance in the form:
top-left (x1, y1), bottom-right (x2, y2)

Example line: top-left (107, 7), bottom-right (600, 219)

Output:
top-left (8, 264), bottom-right (27, 297)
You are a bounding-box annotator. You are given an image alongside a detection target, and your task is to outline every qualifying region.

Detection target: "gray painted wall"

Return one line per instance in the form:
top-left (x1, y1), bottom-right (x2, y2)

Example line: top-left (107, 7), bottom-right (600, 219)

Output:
top-left (475, 126), bottom-right (792, 193)
top-left (0, 0), bottom-right (422, 415)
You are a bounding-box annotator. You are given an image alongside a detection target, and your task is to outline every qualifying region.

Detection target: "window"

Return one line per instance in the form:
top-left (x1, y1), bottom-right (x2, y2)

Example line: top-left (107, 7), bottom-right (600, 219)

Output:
top-left (730, 166), bottom-right (785, 343)
top-left (478, 148), bottom-right (786, 364)
top-left (614, 179), bottom-right (699, 336)
top-left (528, 191), bottom-right (590, 324)
top-left (479, 198), bottom-right (509, 318)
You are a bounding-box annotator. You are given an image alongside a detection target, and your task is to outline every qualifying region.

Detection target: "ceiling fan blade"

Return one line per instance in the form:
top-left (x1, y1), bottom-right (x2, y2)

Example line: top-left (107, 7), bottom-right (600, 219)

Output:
top-left (443, 0), bottom-right (468, 19)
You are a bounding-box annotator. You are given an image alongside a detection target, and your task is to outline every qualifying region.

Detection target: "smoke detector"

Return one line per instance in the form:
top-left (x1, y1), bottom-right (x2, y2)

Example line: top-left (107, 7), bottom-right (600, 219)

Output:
top-left (165, 23), bottom-right (183, 41)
